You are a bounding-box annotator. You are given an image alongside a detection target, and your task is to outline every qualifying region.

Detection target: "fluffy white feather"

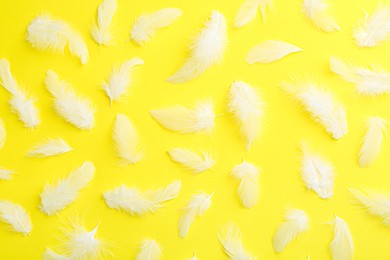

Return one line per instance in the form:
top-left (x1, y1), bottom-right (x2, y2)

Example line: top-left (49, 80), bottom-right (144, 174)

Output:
top-left (44, 70), bottom-right (95, 130)
top-left (130, 8), bottom-right (183, 46)
top-left (281, 77), bottom-right (347, 139)
top-left (26, 14), bottom-right (89, 64)
top-left (168, 148), bottom-right (214, 174)
top-left (0, 59), bottom-right (40, 128)
top-left (0, 167), bottom-right (14, 180)
top-left (272, 209), bottom-right (309, 253)
top-left (353, 5), bottom-right (390, 47)
top-left (40, 161), bottom-right (95, 215)
top-left (103, 58), bottom-right (144, 104)
top-left (103, 180), bottom-right (181, 216)
top-left (26, 138), bottom-right (73, 158)
top-left (0, 118), bottom-right (5, 149)
top-left (167, 11), bottom-right (227, 83)
top-left (231, 161), bottom-right (260, 208)
top-left (91, 0), bottom-right (117, 45)
top-left (301, 142), bottom-right (334, 199)
top-left (178, 192), bottom-right (213, 238)
top-left (302, 0), bottom-right (340, 32)
top-left (330, 215), bottom-right (354, 260)
top-left (246, 40), bottom-right (302, 64)
top-left (136, 239), bottom-right (162, 260)
top-left (43, 248), bottom-right (68, 260)
top-left (358, 116), bottom-right (388, 168)
top-left (234, 0), bottom-right (272, 28)
top-left (0, 200), bottom-right (32, 235)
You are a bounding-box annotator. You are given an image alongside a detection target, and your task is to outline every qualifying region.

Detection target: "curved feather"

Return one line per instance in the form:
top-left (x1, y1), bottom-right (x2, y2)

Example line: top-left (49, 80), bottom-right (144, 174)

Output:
top-left (234, 0), bottom-right (259, 28)
top-left (302, 0), bottom-right (340, 32)
top-left (27, 138), bottom-right (72, 158)
top-left (0, 200), bottom-right (32, 235)
top-left (168, 148), bottom-right (214, 174)
top-left (246, 40), bottom-right (302, 64)
top-left (330, 215), bottom-right (354, 260)
top-left (43, 248), bottom-right (69, 260)
top-left (0, 118), bottom-right (5, 149)
top-left (231, 161), bottom-right (260, 208)
top-left (136, 239), bottom-right (162, 260)
top-left (91, 0), bottom-right (117, 45)
top-left (0, 167), bottom-right (14, 180)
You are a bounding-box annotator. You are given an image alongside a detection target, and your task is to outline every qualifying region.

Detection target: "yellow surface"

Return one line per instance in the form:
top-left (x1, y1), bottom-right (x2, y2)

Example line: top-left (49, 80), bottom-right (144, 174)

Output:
top-left (0, 0), bottom-right (390, 259)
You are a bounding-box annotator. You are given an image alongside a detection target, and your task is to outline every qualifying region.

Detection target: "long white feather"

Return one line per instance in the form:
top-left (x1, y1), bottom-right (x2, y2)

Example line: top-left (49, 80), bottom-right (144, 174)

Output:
top-left (43, 248), bottom-right (68, 260)
top-left (0, 118), bottom-right (5, 149)
top-left (102, 58), bottom-right (144, 104)
top-left (330, 215), bottom-right (354, 260)
top-left (0, 167), bottom-right (14, 180)
top-left (0, 59), bottom-right (40, 128)
top-left (168, 148), bottom-right (214, 174)
top-left (358, 116), bottom-right (388, 168)
top-left (103, 180), bottom-right (181, 216)
top-left (136, 239), bottom-right (162, 260)
top-left (130, 8), bottom-right (183, 46)
top-left (91, 0), bottom-right (117, 45)
top-left (167, 11), bottom-right (227, 83)
top-left (234, 0), bottom-right (272, 28)
top-left (178, 192), bottom-right (213, 238)
top-left (26, 138), bottom-right (72, 158)
top-left (44, 70), bottom-right (95, 130)
top-left (272, 209), bottom-right (309, 253)
top-left (281, 77), bottom-right (347, 139)
top-left (246, 40), bottom-right (302, 64)
top-left (0, 200), bottom-right (32, 235)
top-left (302, 0), bottom-right (340, 32)
top-left (40, 161), bottom-right (95, 215)
top-left (231, 161), bottom-right (260, 208)
top-left (26, 14), bottom-right (89, 64)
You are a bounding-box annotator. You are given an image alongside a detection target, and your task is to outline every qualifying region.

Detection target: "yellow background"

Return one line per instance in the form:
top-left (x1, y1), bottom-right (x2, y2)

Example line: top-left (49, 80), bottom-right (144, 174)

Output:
top-left (0, 0), bottom-right (390, 259)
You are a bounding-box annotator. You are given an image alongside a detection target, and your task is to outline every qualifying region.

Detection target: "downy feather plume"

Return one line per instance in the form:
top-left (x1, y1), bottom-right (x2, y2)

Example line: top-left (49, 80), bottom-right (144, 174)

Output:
top-left (353, 4), bottom-right (390, 47)
top-left (330, 56), bottom-right (390, 96)
top-left (272, 209), bottom-right (309, 253)
top-left (0, 118), bottom-right (5, 149)
top-left (167, 11), bottom-right (227, 84)
top-left (130, 8), bottom-right (183, 46)
top-left (281, 77), bottom-right (347, 139)
top-left (44, 70), bottom-right (95, 130)
top-left (136, 239), bottom-right (162, 260)
top-left (40, 161), bottom-right (95, 215)
top-left (301, 142), bottom-right (334, 199)
top-left (168, 148), bottom-right (215, 174)
top-left (0, 200), bottom-right (32, 235)
top-left (227, 81), bottom-right (264, 150)
top-left (178, 192), bottom-right (213, 238)
top-left (218, 222), bottom-right (256, 260)
top-left (330, 215), bottom-right (354, 260)
top-left (26, 138), bottom-right (72, 158)
top-left (358, 116), bottom-right (388, 168)
top-left (234, 0), bottom-right (272, 28)
top-left (150, 100), bottom-right (216, 134)
top-left (112, 113), bottom-right (143, 165)
top-left (246, 40), bottom-right (302, 64)
top-left (0, 167), bottom-right (14, 180)
top-left (349, 188), bottom-right (390, 226)
top-left (43, 248), bottom-right (68, 260)
top-left (230, 161), bottom-right (260, 208)
top-left (91, 0), bottom-right (117, 45)
top-left (302, 0), bottom-right (340, 32)
top-left (26, 14), bottom-right (89, 64)
top-left (0, 59), bottom-right (40, 128)
top-left (102, 57), bottom-right (144, 104)
top-left (103, 180), bottom-right (181, 216)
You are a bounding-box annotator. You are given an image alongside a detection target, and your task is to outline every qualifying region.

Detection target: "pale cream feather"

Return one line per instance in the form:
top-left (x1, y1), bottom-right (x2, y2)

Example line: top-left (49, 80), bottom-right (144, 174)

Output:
top-left (0, 200), bottom-right (32, 235)
top-left (231, 161), bottom-right (260, 208)
top-left (0, 167), bottom-right (14, 180)
top-left (330, 215), bottom-right (354, 260)
top-left (26, 138), bottom-right (72, 158)
top-left (168, 148), bottom-right (214, 174)
top-left (235, 0), bottom-right (272, 27)
top-left (136, 239), bottom-right (162, 260)
top-left (0, 118), bottom-right (5, 149)
top-left (246, 40), bottom-right (302, 64)
top-left (188, 252), bottom-right (198, 260)
top-left (91, 0), bottom-right (117, 45)
top-left (43, 248), bottom-right (69, 260)
top-left (302, 0), bottom-right (340, 32)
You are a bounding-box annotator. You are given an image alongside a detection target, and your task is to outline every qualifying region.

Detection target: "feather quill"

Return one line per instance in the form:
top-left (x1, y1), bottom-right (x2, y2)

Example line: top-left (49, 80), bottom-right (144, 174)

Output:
top-left (43, 248), bottom-right (68, 260)
top-left (0, 200), bottom-right (32, 235)
top-left (0, 118), bottom-right (5, 149)
top-left (167, 11), bottom-right (227, 83)
top-left (330, 215), bottom-right (354, 260)
top-left (168, 148), bottom-right (214, 174)
top-left (231, 161), bottom-right (260, 208)
top-left (0, 59), bottom-right (40, 128)
top-left (302, 0), bottom-right (340, 32)
top-left (246, 40), bottom-right (302, 64)
top-left (27, 138), bottom-right (72, 158)
top-left (0, 167), bottom-right (15, 180)
top-left (91, 0), bottom-right (117, 45)
top-left (136, 239), bottom-right (162, 260)
top-left (234, 0), bottom-right (272, 28)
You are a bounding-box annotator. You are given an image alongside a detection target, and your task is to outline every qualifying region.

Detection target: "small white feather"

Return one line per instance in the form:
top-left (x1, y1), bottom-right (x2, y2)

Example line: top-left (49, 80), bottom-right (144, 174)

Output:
top-left (91, 0), bottom-right (117, 45)
top-left (231, 161), bottom-right (260, 208)
top-left (0, 118), bottom-right (6, 149)
top-left (246, 40), bottom-right (302, 64)
top-left (168, 148), bottom-right (215, 174)
top-left (44, 70), bottom-right (95, 130)
top-left (130, 8), bottom-right (183, 46)
top-left (234, 0), bottom-right (272, 28)
top-left (330, 215), bottom-right (354, 260)
top-left (26, 14), bottom-right (89, 64)
top-left (136, 239), bottom-right (162, 260)
top-left (103, 180), bottom-right (181, 216)
top-left (26, 138), bottom-right (72, 158)
top-left (43, 248), bottom-right (69, 260)
top-left (272, 209), bottom-right (309, 253)
top-left (167, 11), bottom-right (227, 83)
top-left (0, 200), bottom-right (32, 235)
top-left (302, 0), bottom-right (340, 32)
top-left (0, 59), bottom-right (40, 128)
top-left (40, 161), bottom-right (95, 215)
top-left (0, 167), bottom-right (15, 180)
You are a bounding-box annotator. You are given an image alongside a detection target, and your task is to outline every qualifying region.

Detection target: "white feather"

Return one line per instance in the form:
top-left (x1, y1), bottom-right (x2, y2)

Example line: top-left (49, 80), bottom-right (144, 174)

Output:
top-left (178, 192), bottom-right (213, 238)
top-left (330, 215), bottom-right (354, 260)
top-left (44, 70), bottom-right (95, 130)
top-left (0, 167), bottom-right (14, 181)
top-left (43, 248), bottom-right (69, 260)
top-left (246, 40), bottom-right (302, 64)
top-left (26, 138), bottom-right (72, 158)
top-left (302, 0), bottom-right (340, 32)
top-left (234, 0), bottom-right (272, 28)
top-left (40, 161), bottom-right (95, 215)
top-left (231, 161), bottom-right (260, 208)
top-left (26, 14), bottom-right (89, 64)
top-left (272, 209), bottom-right (309, 253)
top-left (130, 8), bottom-right (183, 46)
top-left (168, 148), bottom-right (214, 174)
top-left (0, 200), bottom-right (32, 235)
top-left (91, 0), bottom-right (117, 45)
top-left (0, 59), bottom-right (40, 128)
top-left (227, 81), bottom-right (264, 150)
top-left (281, 77), bottom-right (347, 139)
top-left (102, 58), bottom-right (144, 104)
top-left (136, 239), bottom-right (162, 260)
top-left (103, 180), bottom-right (181, 216)
top-left (0, 118), bottom-right (6, 149)
top-left (167, 11), bottom-right (227, 83)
